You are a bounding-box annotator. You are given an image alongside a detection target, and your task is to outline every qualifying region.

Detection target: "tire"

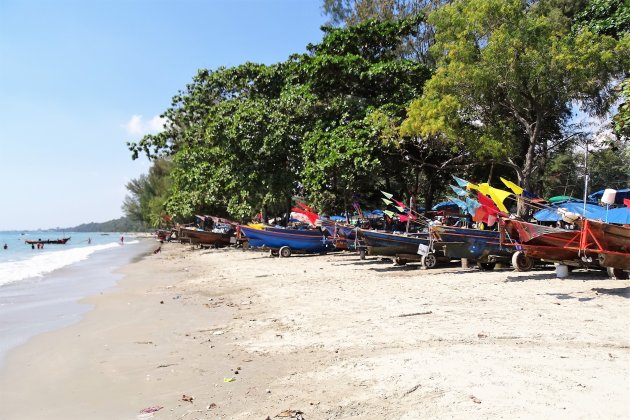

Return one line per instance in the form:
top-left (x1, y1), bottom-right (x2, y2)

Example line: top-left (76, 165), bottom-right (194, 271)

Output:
top-left (512, 251), bottom-right (534, 272)
top-left (270, 249), bottom-right (279, 257)
top-left (477, 261), bottom-right (496, 271)
top-left (394, 257), bottom-right (407, 266)
top-left (421, 253), bottom-right (438, 269)
top-left (279, 246), bottom-right (292, 258)
top-left (607, 267), bottom-right (629, 280)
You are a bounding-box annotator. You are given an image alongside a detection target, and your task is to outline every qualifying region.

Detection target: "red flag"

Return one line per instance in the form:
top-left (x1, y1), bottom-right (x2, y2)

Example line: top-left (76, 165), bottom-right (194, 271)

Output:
top-left (291, 208), bottom-right (319, 225)
top-left (625, 198), bottom-right (630, 209)
top-left (399, 215), bottom-right (410, 222)
top-left (296, 202), bottom-right (314, 213)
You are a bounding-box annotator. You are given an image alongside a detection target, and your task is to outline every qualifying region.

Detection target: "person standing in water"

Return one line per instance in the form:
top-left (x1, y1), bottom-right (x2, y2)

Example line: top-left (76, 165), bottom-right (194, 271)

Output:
top-left (3, 243), bottom-right (7, 250)
top-left (120, 235), bottom-right (124, 245)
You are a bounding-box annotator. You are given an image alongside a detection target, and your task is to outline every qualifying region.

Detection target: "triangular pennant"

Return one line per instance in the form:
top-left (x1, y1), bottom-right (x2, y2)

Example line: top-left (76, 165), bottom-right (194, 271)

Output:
top-left (381, 191), bottom-right (394, 199)
top-left (381, 197), bottom-right (393, 205)
top-left (384, 210), bottom-right (396, 218)
top-left (500, 177), bottom-right (524, 195)
top-left (450, 185), bottom-right (468, 197)
top-left (446, 196), bottom-right (468, 211)
top-left (452, 175), bottom-right (470, 188)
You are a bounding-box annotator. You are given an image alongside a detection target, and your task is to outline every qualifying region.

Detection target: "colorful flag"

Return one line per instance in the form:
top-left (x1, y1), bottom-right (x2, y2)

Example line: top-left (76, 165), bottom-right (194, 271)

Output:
top-left (625, 198), bottom-right (630, 209)
top-left (381, 191), bottom-right (394, 199)
top-left (384, 210), bottom-right (396, 218)
top-left (500, 177), bottom-right (524, 195)
top-left (452, 175), bottom-right (471, 188)
top-left (446, 196), bottom-right (468, 211)
top-left (450, 185), bottom-right (468, 197)
top-left (381, 197), bottom-right (393, 205)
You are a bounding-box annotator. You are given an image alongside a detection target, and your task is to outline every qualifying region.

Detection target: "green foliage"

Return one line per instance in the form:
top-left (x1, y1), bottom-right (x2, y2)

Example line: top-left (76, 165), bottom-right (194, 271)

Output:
top-left (122, 159), bottom-right (173, 227)
top-left (402, 0), bottom-right (629, 193)
top-left (573, 0), bottom-right (630, 38)
top-left (60, 216), bottom-right (148, 233)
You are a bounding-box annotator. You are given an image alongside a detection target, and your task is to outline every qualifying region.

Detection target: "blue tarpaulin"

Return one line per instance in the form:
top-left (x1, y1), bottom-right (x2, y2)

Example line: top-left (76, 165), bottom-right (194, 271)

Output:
top-left (533, 203), bottom-right (607, 222)
top-left (432, 201), bottom-right (460, 211)
top-left (329, 215), bottom-right (346, 221)
top-left (588, 188), bottom-right (630, 205)
top-left (606, 207), bottom-right (630, 224)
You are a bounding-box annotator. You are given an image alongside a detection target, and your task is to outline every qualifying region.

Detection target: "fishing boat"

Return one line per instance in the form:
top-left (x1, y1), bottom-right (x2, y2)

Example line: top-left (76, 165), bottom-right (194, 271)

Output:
top-left (576, 218), bottom-right (630, 277)
top-left (180, 227), bottom-right (235, 248)
top-left (25, 237), bottom-right (70, 245)
top-left (320, 220), bottom-right (361, 251)
top-left (359, 229), bottom-right (446, 267)
top-left (502, 218), bottom-right (599, 269)
top-left (430, 225), bottom-right (513, 269)
top-left (239, 225), bottom-right (333, 257)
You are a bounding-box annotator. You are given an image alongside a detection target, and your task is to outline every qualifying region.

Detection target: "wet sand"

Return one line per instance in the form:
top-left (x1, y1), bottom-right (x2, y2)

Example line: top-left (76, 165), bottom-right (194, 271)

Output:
top-left (0, 243), bottom-right (628, 419)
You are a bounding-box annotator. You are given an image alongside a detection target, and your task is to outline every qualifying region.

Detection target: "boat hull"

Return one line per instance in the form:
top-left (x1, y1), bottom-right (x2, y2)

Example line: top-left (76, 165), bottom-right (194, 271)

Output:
top-left (360, 230), bottom-right (430, 257)
top-left (25, 237), bottom-right (70, 245)
top-left (240, 226), bottom-right (333, 253)
top-left (180, 228), bottom-right (234, 246)
top-left (431, 226), bottom-right (511, 262)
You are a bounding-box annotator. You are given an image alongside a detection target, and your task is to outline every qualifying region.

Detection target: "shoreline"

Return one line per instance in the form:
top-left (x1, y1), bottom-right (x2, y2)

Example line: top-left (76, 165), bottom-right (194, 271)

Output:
top-left (0, 243), bottom-right (628, 418)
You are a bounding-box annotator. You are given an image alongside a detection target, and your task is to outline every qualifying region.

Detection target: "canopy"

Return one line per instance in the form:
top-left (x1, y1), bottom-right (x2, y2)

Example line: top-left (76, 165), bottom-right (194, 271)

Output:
top-left (329, 215), bottom-right (346, 221)
top-left (547, 196), bottom-right (580, 204)
top-left (606, 207), bottom-right (630, 224)
top-left (588, 188), bottom-right (630, 205)
top-left (533, 203), bottom-right (606, 222)
top-left (432, 201), bottom-right (460, 211)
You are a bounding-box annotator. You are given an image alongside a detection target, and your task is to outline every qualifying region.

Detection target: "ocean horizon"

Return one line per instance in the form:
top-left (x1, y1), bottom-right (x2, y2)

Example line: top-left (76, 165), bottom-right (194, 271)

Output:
top-left (0, 231), bottom-right (156, 367)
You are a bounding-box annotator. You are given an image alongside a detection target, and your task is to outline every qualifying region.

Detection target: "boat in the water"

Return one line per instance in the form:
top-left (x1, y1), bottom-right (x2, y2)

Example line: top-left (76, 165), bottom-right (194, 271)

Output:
top-left (25, 237), bottom-right (70, 245)
top-left (239, 225), bottom-right (333, 256)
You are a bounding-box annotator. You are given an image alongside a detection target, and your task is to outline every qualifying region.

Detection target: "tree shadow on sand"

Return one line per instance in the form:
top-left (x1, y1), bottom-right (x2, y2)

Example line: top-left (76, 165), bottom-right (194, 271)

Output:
top-left (505, 269), bottom-right (609, 282)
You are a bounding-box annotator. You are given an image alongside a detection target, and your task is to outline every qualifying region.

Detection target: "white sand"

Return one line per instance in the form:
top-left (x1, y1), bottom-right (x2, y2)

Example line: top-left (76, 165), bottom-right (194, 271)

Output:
top-left (0, 244), bottom-right (628, 419)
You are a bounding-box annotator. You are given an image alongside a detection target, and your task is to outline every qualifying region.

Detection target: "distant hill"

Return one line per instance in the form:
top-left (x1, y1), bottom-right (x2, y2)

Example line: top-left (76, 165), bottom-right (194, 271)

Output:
top-left (56, 216), bottom-right (149, 232)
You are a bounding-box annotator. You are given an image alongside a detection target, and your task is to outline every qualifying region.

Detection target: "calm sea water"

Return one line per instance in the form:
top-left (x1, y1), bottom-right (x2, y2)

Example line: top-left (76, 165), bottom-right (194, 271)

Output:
top-left (0, 231), bottom-right (136, 286)
top-left (0, 231), bottom-right (156, 367)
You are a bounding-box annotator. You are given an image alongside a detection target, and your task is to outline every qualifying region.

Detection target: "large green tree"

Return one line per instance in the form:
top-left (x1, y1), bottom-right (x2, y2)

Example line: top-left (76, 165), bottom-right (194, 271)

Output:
top-left (401, 0), bottom-right (629, 201)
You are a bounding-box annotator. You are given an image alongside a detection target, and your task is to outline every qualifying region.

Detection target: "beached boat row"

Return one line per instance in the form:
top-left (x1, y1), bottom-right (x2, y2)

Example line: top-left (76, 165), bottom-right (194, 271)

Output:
top-left (163, 185), bottom-right (630, 279)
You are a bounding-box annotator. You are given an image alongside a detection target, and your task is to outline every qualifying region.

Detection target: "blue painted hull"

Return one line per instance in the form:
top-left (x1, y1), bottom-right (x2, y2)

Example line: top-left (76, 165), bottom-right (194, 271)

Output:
top-left (240, 226), bottom-right (333, 253)
top-left (431, 226), bottom-right (512, 262)
top-left (265, 227), bottom-right (324, 236)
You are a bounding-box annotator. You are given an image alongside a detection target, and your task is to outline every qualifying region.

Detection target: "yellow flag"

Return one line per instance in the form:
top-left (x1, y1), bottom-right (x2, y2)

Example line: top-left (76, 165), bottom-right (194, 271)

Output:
top-left (500, 177), bottom-right (524, 195)
top-left (487, 186), bottom-right (512, 212)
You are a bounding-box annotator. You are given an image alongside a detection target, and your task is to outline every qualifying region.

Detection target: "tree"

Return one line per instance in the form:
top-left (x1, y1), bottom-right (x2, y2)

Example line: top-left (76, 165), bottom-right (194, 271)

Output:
top-left (401, 0), bottom-right (630, 206)
top-left (122, 159), bottom-right (173, 227)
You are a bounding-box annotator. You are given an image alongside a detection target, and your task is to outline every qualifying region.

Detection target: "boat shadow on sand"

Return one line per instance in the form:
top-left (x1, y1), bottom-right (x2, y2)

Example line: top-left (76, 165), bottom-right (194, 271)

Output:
top-left (505, 269), bottom-right (610, 283)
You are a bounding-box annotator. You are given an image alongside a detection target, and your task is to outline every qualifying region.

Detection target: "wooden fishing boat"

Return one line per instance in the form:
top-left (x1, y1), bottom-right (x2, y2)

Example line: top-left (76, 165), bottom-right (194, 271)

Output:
top-left (25, 237), bottom-right (70, 245)
top-left (576, 219), bottom-right (630, 276)
top-left (358, 229), bottom-right (447, 267)
top-left (180, 227), bottom-right (234, 248)
top-left (430, 225), bottom-right (512, 269)
top-left (501, 219), bottom-right (599, 269)
top-left (320, 220), bottom-right (361, 251)
top-left (239, 225), bottom-right (333, 256)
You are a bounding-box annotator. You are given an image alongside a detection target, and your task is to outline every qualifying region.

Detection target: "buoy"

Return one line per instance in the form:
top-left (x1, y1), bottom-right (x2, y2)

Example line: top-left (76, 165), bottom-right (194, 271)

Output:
top-left (555, 264), bottom-right (569, 278)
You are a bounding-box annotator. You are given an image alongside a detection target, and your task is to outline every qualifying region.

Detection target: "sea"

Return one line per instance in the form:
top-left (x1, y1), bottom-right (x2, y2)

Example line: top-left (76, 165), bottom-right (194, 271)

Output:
top-left (0, 231), bottom-right (156, 367)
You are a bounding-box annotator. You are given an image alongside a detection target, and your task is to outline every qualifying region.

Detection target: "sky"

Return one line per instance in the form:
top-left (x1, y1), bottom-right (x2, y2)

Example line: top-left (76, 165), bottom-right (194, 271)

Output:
top-left (0, 0), bottom-right (327, 230)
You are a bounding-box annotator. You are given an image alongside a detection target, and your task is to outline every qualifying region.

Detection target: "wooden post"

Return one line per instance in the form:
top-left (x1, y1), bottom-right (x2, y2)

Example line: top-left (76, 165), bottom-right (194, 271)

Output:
top-left (461, 258), bottom-right (469, 269)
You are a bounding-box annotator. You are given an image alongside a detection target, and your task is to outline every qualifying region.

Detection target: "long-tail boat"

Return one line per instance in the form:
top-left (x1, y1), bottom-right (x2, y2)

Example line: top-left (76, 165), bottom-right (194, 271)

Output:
top-left (180, 227), bottom-right (235, 248)
top-left (430, 225), bottom-right (513, 269)
top-left (320, 220), bottom-right (361, 251)
top-left (575, 218), bottom-right (630, 277)
top-left (358, 229), bottom-right (448, 267)
top-left (25, 237), bottom-right (70, 245)
top-left (239, 225), bottom-right (334, 257)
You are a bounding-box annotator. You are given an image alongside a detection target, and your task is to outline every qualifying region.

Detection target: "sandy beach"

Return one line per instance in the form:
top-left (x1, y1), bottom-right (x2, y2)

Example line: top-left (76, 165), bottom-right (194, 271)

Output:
top-left (0, 243), bottom-right (628, 419)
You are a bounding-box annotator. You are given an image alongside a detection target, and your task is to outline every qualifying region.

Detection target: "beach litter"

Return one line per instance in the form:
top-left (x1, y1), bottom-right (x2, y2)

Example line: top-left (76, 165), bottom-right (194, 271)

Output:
top-left (224, 377), bottom-right (236, 382)
top-left (469, 395), bottom-right (482, 404)
top-left (182, 394), bottom-right (194, 402)
top-left (139, 406), bottom-right (163, 414)
top-left (275, 409), bottom-right (305, 419)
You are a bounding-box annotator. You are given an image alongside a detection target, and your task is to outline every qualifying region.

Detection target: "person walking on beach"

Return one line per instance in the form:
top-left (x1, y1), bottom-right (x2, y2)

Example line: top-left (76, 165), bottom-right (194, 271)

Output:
top-left (120, 235), bottom-right (124, 245)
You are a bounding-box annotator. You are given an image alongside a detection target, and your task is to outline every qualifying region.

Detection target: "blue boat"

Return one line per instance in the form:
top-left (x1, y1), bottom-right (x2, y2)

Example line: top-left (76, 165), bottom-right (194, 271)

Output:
top-left (265, 226), bottom-right (324, 236)
top-left (430, 225), bottom-right (513, 267)
top-left (240, 226), bottom-right (333, 256)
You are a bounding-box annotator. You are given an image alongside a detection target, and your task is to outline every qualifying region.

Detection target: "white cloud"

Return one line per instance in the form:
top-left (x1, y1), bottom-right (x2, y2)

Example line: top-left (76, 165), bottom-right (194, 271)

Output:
top-left (122, 114), bottom-right (166, 136)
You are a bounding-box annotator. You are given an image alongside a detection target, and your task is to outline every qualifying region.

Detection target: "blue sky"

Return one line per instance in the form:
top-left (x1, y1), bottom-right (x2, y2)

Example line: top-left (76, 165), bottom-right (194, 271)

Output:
top-left (0, 0), bottom-right (326, 230)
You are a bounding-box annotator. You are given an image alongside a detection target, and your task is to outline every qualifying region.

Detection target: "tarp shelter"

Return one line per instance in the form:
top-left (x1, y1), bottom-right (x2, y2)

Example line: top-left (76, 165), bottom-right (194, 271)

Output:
top-left (606, 207), bottom-right (630, 224)
top-left (533, 203), bottom-right (606, 222)
top-left (432, 201), bottom-right (460, 211)
top-left (329, 215), bottom-right (346, 221)
top-left (588, 188), bottom-right (630, 205)
top-left (547, 196), bottom-right (580, 204)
